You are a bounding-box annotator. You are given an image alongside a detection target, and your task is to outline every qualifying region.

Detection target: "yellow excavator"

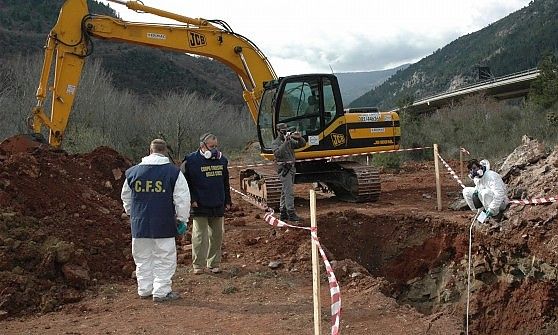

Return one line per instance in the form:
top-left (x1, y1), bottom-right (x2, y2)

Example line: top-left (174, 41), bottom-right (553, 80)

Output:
top-left (4, 0), bottom-right (401, 209)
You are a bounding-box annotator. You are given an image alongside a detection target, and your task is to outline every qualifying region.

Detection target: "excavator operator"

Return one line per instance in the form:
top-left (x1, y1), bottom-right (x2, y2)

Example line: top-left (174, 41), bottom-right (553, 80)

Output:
top-left (272, 123), bottom-right (306, 222)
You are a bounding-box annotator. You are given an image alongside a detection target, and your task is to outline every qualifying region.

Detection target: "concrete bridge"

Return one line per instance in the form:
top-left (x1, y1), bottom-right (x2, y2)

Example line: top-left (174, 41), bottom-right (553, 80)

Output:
top-left (391, 68), bottom-right (540, 113)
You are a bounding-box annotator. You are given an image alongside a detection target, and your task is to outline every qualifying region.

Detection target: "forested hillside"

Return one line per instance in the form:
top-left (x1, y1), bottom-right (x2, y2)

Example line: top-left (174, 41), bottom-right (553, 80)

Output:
top-left (351, 0), bottom-right (558, 109)
top-left (0, 0), bottom-right (243, 104)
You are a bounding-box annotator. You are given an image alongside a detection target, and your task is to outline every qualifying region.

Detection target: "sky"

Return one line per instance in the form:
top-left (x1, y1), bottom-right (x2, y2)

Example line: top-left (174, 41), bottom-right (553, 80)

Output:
top-left (98, 0), bottom-right (532, 76)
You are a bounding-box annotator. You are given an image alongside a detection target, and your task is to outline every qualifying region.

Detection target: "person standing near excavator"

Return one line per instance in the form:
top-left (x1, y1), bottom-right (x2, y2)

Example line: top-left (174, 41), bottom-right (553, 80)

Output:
top-left (181, 133), bottom-right (232, 275)
top-left (121, 139), bottom-right (191, 302)
top-left (272, 123), bottom-right (306, 222)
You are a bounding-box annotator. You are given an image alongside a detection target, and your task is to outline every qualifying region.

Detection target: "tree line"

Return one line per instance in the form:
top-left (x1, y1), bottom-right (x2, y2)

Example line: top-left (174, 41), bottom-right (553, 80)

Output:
top-left (0, 54), bottom-right (257, 162)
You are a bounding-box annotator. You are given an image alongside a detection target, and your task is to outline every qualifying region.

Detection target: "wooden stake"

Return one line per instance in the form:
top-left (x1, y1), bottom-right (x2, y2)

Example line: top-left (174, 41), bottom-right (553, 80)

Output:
top-left (434, 144), bottom-right (442, 211)
top-left (310, 190), bottom-right (322, 335)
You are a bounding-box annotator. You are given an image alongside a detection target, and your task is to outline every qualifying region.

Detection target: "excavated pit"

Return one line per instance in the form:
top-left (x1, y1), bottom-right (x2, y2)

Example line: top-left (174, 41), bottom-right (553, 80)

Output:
top-left (319, 210), bottom-right (467, 314)
top-left (318, 210), bottom-right (558, 334)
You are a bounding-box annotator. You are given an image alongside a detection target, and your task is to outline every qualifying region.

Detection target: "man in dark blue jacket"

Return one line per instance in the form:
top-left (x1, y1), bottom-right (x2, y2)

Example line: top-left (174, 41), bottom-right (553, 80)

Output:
top-left (181, 133), bottom-right (232, 274)
top-left (121, 139), bottom-right (190, 302)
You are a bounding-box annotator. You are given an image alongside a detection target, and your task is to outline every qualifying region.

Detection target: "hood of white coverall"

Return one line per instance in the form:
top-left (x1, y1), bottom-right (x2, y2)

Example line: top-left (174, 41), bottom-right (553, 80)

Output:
top-left (472, 159), bottom-right (508, 213)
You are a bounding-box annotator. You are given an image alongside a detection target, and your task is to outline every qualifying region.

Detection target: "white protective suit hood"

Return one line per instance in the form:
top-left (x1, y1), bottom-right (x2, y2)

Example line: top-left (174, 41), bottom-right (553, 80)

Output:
top-left (472, 159), bottom-right (508, 213)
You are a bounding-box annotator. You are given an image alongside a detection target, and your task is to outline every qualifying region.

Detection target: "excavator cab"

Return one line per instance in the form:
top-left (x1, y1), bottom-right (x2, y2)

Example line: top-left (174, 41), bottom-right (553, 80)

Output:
top-left (257, 74), bottom-right (343, 158)
top-left (246, 73), bottom-right (400, 208)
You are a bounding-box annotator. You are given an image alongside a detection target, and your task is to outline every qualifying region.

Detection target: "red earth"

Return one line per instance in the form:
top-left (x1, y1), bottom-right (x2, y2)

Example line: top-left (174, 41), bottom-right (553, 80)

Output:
top-left (1, 145), bottom-right (557, 334)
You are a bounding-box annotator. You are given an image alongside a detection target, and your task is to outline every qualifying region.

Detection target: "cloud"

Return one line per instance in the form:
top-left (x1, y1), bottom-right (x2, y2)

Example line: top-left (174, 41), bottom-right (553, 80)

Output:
top-left (263, 0), bottom-right (531, 75)
top-left (99, 0), bottom-right (532, 75)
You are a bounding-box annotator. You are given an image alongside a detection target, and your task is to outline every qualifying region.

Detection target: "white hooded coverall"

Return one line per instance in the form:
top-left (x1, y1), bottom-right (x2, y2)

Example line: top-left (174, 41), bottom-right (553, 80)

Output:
top-left (462, 161), bottom-right (508, 215)
top-left (121, 154), bottom-right (190, 298)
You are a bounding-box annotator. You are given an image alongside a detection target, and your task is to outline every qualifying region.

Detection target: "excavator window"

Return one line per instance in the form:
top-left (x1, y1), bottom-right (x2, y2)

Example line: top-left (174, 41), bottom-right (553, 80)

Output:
top-left (258, 74), bottom-right (343, 152)
top-left (258, 87), bottom-right (276, 150)
top-left (322, 78), bottom-right (337, 126)
top-left (277, 79), bottom-right (322, 136)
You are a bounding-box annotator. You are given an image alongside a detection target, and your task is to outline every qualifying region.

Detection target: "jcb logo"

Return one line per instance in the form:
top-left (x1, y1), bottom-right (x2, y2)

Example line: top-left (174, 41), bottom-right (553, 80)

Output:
top-left (188, 32), bottom-right (206, 47)
top-left (330, 133), bottom-right (346, 147)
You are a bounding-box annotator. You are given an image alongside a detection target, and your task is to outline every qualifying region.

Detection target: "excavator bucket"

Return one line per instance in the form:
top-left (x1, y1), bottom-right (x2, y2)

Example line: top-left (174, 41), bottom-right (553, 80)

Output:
top-left (0, 134), bottom-right (46, 156)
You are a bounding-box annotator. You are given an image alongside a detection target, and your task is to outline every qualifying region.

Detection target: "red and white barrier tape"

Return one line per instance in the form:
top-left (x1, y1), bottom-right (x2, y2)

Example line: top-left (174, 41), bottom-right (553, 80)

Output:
top-left (263, 210), bottom-right (340, 335)
top-left (231, 186), bottom-right (341, 335)
top-left (509, 197), bottom-right (557, 205)
top-left (229, 186), bottom-right (268, 211)
top-left (229, 146), bottom-right (432, 169)
top-left (311, 231), bottom-right (341, 335)
top-left (263, 209), bottom-right (313, 231)
top-left (436, 153), bottom-right (466, 189)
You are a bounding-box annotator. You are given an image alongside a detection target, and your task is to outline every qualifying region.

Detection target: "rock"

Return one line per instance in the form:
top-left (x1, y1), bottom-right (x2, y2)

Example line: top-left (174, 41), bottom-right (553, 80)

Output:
top-left (499, 136), bottom-right (546, 179)
top-left (55, 241), bottom-right (75, 263)
top-left (122, 263), bottom-right (136, 278)
top-left (0, 179), bottom-right (10, 189)
top-left (112, 168), bottom-right (123, 180)
top-left (12, 266), bottom-right (24, 275)
top-left (99, 206), bottom-right (110, 215)
top-left (540, 263), bottom-right (558, 280)
top-left (268, 260), bottom-right (282, 269)
top-left (62, 264), bottom-right (90, 287)
top-left (449, 199), bottom-right (469, 211)
top-left (510, 187), bottom-right (528, 200)
top-left (103, 181), bottom-right (112, 189)
top-left (61, 288), bottom-right (83, 304)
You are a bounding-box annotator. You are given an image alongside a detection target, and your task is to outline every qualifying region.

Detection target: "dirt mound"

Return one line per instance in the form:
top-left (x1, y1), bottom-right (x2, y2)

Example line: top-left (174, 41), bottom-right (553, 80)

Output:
top-left (465, 139), bottom-right (558, 334)
top-left (0, 146), bottom-right (133, 317)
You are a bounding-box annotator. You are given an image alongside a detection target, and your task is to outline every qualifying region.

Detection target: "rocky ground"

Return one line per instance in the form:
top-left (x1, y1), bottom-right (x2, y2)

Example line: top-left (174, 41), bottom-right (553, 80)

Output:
top-left (0, 138), bottom-right (557, 334)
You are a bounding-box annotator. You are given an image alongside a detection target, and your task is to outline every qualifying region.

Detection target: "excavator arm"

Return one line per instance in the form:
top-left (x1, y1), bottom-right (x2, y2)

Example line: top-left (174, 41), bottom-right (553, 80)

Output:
top-left (12, 0), bottom-right (401, 209)
top-left (31, 0), bottom-right (277, 147)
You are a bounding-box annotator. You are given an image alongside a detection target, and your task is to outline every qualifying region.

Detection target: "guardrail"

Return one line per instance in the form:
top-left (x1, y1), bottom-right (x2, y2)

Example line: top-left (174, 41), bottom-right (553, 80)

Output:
top-left (416, 68), bottom-right (539, 103)
top-left (391, 67), bottom-right (540, 112)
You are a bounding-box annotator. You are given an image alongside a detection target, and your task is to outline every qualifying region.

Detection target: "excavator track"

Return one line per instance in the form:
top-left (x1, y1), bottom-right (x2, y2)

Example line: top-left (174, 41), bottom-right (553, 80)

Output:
top-left (325, 162), bottom-right (381, 202)
top-left (239, 169), bottom-right (282, 210)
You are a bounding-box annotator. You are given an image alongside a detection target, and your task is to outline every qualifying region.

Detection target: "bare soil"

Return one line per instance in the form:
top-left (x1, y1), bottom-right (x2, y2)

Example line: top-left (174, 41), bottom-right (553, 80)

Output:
top-left (1, 144), bottom-right (557, 334)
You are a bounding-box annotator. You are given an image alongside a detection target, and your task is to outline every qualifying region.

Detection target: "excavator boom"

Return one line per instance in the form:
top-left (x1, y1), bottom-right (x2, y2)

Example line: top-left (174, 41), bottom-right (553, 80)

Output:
top-left (27, 0), bottom-right (276, 147)
top-left (2, 0), bottom-right (402, 208)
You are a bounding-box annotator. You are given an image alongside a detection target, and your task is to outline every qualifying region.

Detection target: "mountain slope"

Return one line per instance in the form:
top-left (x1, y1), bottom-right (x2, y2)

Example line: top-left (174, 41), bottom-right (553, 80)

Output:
top-left (0, 0), bottom-right (243, 104)
top-left (351, 0), bottom-right (558, 109)
top-left (335, 64), bottom-right (409, 106)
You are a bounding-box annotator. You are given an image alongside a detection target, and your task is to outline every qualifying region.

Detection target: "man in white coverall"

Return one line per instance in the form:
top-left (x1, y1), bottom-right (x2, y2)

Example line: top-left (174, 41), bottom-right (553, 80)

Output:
top-left (121, 139), bottom-right (190, 302)
top-left (462, 159), bottom-right (508, 221)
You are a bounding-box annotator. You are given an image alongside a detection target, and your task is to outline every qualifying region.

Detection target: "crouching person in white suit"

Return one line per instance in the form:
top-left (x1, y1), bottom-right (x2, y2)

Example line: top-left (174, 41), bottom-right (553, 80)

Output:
top-left (462, 159), bottom-right (508, 221)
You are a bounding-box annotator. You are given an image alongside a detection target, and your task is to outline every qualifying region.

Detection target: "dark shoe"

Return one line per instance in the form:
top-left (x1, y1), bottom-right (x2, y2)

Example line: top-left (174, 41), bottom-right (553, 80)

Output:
top-left (287, 211), bottom-right (301, 222)
top-left (280, 209), bottom-right (288, 221)
top-left (208, 267), bottom-right (221, 274)
top-left (139, 294), bottom-right (152, 299)
top-left (153, 291), bottom-right (181, 302)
